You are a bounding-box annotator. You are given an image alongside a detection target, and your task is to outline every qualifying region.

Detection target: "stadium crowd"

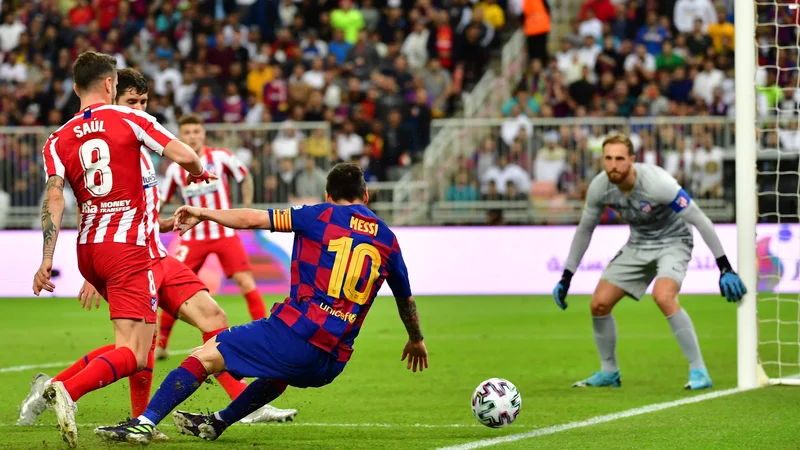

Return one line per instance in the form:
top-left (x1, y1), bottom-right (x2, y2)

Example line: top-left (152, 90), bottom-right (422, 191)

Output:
top-left (0, 0), bottom-right (510, 211)
top-left (450, 0), bottom-right (798, 225)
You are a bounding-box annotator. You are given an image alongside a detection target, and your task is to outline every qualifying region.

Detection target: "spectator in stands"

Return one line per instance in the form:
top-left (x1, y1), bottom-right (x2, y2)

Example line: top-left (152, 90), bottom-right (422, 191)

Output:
top-left (534, 133), bottom-right (567, 184)
top-left (501, 104), bottom-right (533, 147)
top-left (624, 43), bottom-right (656, 81)
top-left (636, 11), bottom-right (668, 57)
top-left (482, 153), bottom-right (531, 195)
top-left (667, 65), bottom-right (693, 103)
top-left (382, 108), bottom-right (414, 180)
top-left (522, 0), bottom-right (551, 63)
top-left (402, 19), bottom-right (430, 72)
top-left (336, 119), bottom-right (365, 162)
top-left (693, 58), bottom-right (724, 106)
top-left (694, 133), bottom-right (724, 199)
top-left (502, 87), bottom-right (539, 118)
top-left (273, 121), bottom-right (304, 159)
top-left (568, 66), bottom-right (596, 110)
top-left (292, 156), bottom-right (328, 201)
top-left (578, 8), bottom-right (603, 42)
top-left (331, 0), bottom-right (365, 44)
top-left (578, 0), bottom-right (617, 23)
top-left (673, 0), bottom-right (717, 33)
top-left (707, 5), bottom-right (734, 53)
top-left (504, 180), bottom-right (528, 201)
top-left (446, 170), bottom-right (480, 201)
top-left (345, 30), bottom-right (380, 80)
top-left (655, 41), bottom-right (685, 72)
top-left (686, 18), bottom-right (713, 57)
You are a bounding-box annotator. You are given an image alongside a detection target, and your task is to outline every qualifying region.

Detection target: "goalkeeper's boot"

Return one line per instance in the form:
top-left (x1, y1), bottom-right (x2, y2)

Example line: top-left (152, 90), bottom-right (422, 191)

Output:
top-left (684, 368), bottom-right (713, 390)
top-left (17, 372), bottom-right (51, 425)
top-left (241, 404), bottom-right (298, 423)
top-left (573, 371), bottom-right (621, 388)
top-left (94, 418), bottom-right (153, 445)
top-left (172, 410), bottom-right (228, 441)
top-left (43, 381), bottom-right (78, 448)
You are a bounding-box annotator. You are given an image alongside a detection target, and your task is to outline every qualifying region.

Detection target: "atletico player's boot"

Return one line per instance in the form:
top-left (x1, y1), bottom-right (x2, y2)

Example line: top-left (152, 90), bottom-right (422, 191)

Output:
top-left (17, 373), bottom-right (51, 425)
top-left (572, 371), bottom-right (621, 387)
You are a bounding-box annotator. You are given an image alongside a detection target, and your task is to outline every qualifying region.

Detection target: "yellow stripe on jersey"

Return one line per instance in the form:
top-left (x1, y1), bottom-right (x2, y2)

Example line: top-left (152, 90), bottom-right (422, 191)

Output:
top-left (273, 209), bottom-right (293, 232)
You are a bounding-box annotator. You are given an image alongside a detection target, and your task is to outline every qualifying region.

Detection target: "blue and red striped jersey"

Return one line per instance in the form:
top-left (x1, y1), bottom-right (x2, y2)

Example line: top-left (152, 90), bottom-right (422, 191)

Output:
top-left (267, 203), bottom-right (412, 362)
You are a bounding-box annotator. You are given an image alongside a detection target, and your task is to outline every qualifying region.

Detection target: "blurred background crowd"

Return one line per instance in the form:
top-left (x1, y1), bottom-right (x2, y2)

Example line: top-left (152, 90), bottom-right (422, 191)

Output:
top-left (0, 0), bottom-right (796, 227)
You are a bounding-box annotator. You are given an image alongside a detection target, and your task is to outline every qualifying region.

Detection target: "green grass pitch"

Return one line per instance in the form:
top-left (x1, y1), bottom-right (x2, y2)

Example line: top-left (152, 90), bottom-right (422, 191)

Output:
top-left (1, 294), bottom-right (799, 449)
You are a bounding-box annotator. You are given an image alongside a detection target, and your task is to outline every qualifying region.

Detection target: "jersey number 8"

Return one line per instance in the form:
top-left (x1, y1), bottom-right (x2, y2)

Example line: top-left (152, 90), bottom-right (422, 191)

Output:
top-left (79, 138), bottom-right (113, 197)
top-left (327, 236), bottom-right (381, 305)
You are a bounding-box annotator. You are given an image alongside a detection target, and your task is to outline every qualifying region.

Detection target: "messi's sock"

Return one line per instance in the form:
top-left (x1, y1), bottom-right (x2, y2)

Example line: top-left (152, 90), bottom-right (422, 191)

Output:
top-left (215, 378), bottom-right (287, 425)
top-left (244, 289), bottom-right (266, 320)
top-left (667, 309), bottom-right (706, 370)
top-left (592, 314), bottom-right (618, 373)
top-left (129, 334), bottom-right (157, 417)
top-left (158, 310), bottom-right (178, 350)
top-left (63, 347), bottom-right (138, 402)
top-left (140, 356), bottom-right (208, 426)
top-left (202, 328), bottom-right (247, 399)
top-left (52, 344), bottom-right (116, 383)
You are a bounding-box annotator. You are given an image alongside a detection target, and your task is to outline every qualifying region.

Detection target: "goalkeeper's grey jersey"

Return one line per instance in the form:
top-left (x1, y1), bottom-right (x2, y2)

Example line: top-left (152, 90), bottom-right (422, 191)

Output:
top-left (582, 163), bottom-right (692, 248)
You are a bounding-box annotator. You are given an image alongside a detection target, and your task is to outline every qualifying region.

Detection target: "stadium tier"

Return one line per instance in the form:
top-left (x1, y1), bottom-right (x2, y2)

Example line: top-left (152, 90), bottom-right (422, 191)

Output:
top-left (0, 0), bottom-right (799, 449)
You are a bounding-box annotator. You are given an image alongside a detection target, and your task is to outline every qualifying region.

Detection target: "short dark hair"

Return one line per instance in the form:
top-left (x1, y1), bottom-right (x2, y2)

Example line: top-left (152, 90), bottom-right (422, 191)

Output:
top-left (178, 113), bottom-right (204, 127)
top-left (326, 163), bottom-right (366, 202)
top-left (115, 68), bottom-right (148, 101)
top-left (73, 51), bottom-right (117, 94)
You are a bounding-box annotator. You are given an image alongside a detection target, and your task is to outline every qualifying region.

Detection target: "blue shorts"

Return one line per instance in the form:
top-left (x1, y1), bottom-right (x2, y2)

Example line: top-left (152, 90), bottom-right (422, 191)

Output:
top-left (215, 317), bottom-right (347, 388)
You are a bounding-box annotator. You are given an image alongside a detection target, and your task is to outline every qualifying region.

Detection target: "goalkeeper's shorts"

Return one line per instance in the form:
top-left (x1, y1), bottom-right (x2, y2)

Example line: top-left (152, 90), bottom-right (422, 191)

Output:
top-left (600, 242), bottom-right (692, 300)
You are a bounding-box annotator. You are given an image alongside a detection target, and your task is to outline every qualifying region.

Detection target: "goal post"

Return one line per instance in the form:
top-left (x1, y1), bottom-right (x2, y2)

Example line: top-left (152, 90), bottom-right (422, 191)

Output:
top-left (734, 0), bottom-right (759, 390)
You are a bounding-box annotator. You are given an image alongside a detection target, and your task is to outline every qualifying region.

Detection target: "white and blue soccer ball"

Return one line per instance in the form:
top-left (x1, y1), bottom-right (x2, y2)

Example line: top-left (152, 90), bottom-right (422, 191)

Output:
top-left (471, 378), bottom-right (521, 428)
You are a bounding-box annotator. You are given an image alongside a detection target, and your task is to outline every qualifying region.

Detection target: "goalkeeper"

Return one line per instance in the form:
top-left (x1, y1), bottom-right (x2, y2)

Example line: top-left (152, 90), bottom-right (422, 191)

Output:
top-left (553, 134), bottom-right (747, 390)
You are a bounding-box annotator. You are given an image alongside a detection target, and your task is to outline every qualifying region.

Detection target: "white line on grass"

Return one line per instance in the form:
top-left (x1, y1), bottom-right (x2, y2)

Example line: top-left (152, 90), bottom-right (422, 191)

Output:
top-left (436, 387), bottom-right (745, 450)
top-left (0, 348), bottom-right (196, 374)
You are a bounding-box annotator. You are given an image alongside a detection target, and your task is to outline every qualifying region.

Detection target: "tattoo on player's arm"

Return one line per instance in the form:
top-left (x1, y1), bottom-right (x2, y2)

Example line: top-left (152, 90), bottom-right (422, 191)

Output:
top-left (41, 177), bottom-right (65, 260)
top-left (396, 296), bottom-right (424, 342)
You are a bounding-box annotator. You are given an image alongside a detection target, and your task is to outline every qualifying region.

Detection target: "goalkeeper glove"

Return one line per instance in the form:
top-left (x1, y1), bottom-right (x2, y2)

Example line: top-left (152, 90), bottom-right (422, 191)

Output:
top-left (717, 256), bottom-right (747, 303)
top-left (553, 270), bottom-right (573, 310)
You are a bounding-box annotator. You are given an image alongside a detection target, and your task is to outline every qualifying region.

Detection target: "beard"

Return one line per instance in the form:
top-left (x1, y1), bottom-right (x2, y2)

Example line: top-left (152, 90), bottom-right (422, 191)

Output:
top-left (606, 167), bottom-right (629, 184)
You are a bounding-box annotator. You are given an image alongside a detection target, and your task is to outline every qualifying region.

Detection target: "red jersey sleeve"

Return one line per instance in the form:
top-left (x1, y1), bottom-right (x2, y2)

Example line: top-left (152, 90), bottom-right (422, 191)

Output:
top-left (42, 134), bottom-right (65, 179)
top-left (219, 150), bottom-right (248, 183)
top-left (121, 108), bottom-right (176, 155)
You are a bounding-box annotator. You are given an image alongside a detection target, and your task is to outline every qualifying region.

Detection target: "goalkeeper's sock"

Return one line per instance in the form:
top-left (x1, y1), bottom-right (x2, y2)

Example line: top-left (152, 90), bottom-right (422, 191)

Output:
top-left (216, 378), bottom-right (287, 425)
top-left (592, 314), bottom-right (618, 373)
top-left (141, 356), bottom-right (208, 426)
top-left (667, 309), bottom-right (706, 370)
top-left (157, 310), bottom-right (178, 350)
top-left (52, 344), bottom-right (116, 383)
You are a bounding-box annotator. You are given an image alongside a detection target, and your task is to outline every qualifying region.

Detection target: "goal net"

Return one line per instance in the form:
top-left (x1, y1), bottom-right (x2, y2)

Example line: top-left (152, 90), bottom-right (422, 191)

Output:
top-left (740, 0), bottom-right (800, 387)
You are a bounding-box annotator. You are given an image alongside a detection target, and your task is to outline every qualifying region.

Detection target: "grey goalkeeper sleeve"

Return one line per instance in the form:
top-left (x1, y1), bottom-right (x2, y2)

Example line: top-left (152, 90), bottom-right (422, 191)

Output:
top-left (677, 201), bottom-right (727, 259)
top-left (564, 176), bottom-right (605, 273)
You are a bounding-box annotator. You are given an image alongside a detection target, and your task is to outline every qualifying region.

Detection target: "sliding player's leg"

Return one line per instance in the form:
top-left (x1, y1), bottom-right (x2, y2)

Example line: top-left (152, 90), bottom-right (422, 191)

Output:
top-left (217, 235), bottom-right (266, 320)
top-left (652, 245), bottom-right (712, 390)
top-left (157, 242), bottom-right (208, 357)
top-left (574, 246), bottom-right (653, 388)
top-left (158, 255), bottom-right (298, 421)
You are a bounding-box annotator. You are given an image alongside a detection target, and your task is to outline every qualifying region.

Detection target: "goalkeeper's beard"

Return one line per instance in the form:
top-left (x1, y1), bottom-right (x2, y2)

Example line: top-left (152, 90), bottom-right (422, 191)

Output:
top-left (606, 167), bottom-right (630, 184)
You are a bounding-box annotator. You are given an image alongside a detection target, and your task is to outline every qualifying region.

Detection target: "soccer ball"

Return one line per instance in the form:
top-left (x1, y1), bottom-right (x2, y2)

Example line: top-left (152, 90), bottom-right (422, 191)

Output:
top-left (471, 378), bottom-right (521, 428)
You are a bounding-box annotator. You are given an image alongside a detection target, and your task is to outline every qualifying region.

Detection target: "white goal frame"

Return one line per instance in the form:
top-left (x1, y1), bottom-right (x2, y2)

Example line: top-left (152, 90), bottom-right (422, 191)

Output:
top-left (735, 0), bottom-right (800, 388)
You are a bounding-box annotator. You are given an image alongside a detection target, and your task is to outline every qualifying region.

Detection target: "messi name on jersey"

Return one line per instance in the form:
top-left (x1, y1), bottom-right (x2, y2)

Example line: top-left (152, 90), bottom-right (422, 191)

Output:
top-left (350, 216), bottom-right (378, 236)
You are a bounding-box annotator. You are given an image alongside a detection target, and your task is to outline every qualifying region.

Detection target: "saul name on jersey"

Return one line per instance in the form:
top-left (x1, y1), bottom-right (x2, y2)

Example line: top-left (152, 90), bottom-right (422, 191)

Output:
top-left (73, 120), bottom-right (106, 137)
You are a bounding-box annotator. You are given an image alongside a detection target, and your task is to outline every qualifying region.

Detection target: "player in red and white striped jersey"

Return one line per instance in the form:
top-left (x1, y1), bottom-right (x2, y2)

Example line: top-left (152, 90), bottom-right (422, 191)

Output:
top-left (157, 114), bottom-right (265, 358)
top-left (30, 52), bottom-right (212, 448)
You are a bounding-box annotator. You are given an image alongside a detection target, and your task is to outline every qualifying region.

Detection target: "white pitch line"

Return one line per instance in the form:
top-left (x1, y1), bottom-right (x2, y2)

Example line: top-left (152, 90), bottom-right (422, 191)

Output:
top-left (0, 348), bottom-right (196, 374)
top-left (436, 387), bottom-right (746, 450)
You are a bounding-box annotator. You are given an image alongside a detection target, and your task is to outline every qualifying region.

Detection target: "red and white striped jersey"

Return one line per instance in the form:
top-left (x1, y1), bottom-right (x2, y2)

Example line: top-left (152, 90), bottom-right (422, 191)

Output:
top-left (140, 149), bottom-right (169, 260)
top-left (161, 147), bottom-right (248, 241)
top-left (42, 104), bottom-right (176, 247)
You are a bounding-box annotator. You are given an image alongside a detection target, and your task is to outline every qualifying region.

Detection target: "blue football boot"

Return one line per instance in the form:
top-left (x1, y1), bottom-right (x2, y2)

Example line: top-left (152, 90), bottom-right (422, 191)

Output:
top-left (684, 368), bottom-right (713, 390)
top-left (573, 371), bottom-right (621, 387)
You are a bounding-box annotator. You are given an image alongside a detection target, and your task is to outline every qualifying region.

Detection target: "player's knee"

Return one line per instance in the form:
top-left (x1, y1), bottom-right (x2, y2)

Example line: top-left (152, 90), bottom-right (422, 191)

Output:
top-left (232, 271), bottom-right (256, 290)
top-left (205, 305), bottom-right (228, 330)
top-left (590, 298), bottom-right (613, 316)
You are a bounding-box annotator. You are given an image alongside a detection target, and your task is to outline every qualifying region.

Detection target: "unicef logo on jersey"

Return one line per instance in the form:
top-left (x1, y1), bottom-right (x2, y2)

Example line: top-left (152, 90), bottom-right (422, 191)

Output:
top-left (639, 201), bottom-right (652, 213)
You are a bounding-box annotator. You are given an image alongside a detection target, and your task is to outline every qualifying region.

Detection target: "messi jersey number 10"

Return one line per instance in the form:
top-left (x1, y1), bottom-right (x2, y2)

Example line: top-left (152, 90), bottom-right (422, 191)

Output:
top-left (327, 237), bottom-right (381, 304)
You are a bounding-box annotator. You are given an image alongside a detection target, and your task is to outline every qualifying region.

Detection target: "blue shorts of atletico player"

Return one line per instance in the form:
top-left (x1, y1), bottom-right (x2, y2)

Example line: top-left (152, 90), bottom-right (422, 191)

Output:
top-left (215, 316), bottom-right (347, 388)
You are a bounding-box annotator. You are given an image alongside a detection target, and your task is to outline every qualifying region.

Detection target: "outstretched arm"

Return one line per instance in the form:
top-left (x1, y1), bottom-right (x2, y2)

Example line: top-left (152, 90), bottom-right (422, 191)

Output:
top-left (240, 172), bottom-right (254, 208)
top-left (173, 206), bottom-right (272, 235)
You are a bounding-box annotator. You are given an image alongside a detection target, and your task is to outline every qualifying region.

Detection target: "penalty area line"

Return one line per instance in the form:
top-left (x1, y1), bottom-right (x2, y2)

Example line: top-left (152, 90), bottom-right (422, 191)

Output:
top-left (437, 387), bottom-right (745, 450)
top-left (0, 348), bottom-right (197, 374)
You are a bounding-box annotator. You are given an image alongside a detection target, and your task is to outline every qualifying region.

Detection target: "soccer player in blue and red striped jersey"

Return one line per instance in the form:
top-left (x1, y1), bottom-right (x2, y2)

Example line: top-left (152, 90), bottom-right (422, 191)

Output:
top-left (94, 163), bottom-right (428, 444)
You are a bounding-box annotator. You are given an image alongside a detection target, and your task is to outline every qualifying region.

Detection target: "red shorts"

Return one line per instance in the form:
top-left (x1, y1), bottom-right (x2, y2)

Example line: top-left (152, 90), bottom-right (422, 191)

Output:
top-left (77, 243), bottom-right (157, 323)
top-left (173, 235), bottom-right (251, 278)
top-left (151, 255), bottom-right (209, 317)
